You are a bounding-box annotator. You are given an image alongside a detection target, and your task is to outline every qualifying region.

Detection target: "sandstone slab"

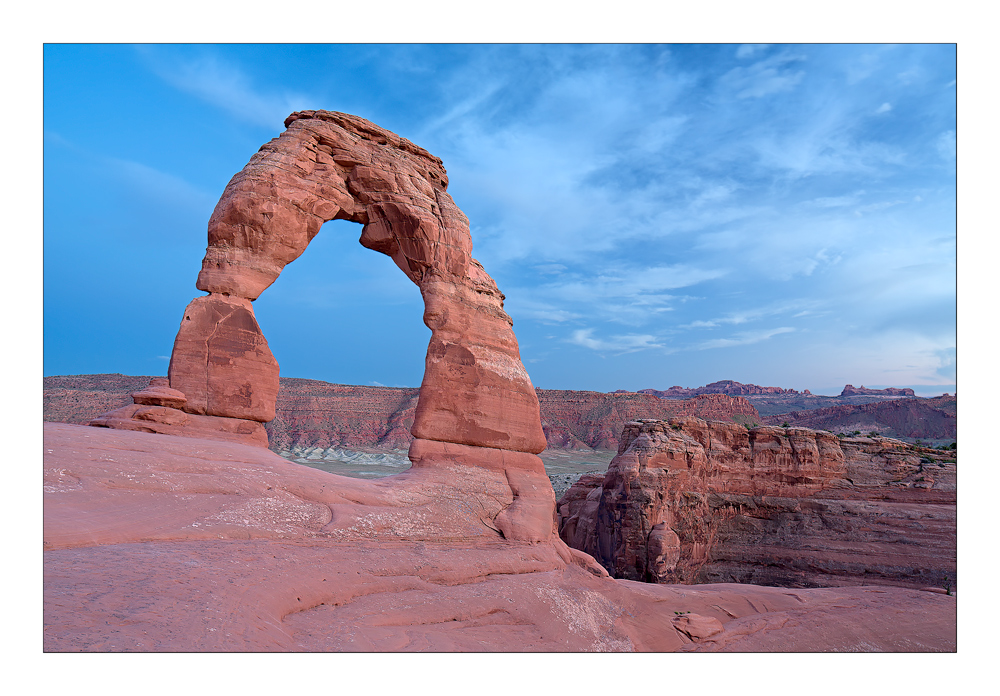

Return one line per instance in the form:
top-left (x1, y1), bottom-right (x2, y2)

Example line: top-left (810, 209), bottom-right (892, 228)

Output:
top-left (43, 423), bottom-right (956, 652)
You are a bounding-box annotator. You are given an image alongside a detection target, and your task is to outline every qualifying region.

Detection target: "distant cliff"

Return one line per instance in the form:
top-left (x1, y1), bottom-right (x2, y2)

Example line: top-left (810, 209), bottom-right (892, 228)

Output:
top-left (634, 380), bottom-right (805, 398)
top-left (763, 396), bottom-right (956, 440)
top-left (43, 375), bottom-right (762, 453)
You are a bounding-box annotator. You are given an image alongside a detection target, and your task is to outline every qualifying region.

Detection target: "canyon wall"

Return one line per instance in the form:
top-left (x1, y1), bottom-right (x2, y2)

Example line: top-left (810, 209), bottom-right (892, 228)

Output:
top-left (48, 374), bottom-right (760, 453)
top-left (763, 396), bottom-right (956, 440)
top-left (558, 418), bottom-right (956, 591)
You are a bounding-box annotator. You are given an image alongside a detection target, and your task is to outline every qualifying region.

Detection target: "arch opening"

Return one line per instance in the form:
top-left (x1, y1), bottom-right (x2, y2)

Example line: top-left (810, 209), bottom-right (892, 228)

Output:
top-left (89, 111), bottom-right (558, 541)
top-left (251, 217), bottom-right (428, 389)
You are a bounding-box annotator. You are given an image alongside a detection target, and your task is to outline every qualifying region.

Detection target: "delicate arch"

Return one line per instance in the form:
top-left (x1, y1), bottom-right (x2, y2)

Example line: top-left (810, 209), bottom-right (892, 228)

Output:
top-left (92, 111), bottom-right (555, 541)
top-left (162, 110), bottom-right (545, 455)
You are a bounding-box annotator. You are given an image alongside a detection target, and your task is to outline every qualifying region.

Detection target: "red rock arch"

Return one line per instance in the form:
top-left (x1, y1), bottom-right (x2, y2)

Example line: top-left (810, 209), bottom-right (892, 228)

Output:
top-left (91, 111), bottom-right (554, 541)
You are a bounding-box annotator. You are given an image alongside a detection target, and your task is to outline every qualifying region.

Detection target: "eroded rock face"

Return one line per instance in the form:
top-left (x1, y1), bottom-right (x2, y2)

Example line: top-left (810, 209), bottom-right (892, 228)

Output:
top-left (559, 418), bottom-right (956, 590)
top-left (89, 110), bottom-right (548, 541)
top-left (101, 109), bottom-right (544, 453)
top-left (167, 295), bottom-right (279, 422)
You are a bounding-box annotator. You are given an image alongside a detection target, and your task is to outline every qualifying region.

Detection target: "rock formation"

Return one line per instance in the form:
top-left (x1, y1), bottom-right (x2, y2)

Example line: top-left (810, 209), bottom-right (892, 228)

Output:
top-left (86, 110), bottom-right (558, 542)
top-left (559, 418), bottom-right (956, 590)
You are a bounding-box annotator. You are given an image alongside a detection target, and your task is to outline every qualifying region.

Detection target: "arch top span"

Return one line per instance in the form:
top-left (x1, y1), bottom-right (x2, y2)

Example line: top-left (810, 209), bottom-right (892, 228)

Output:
top-left (197, 110), bottom-right (471, 300)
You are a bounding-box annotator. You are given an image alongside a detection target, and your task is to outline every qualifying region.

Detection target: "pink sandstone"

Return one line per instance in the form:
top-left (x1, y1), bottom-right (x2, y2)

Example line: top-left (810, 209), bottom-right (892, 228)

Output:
top-left (43, 423), bottom-right (956, 652)
top-left (559, 417), bottom-right (956, 590)
top-left (89, 110), bottom-right (550, 541)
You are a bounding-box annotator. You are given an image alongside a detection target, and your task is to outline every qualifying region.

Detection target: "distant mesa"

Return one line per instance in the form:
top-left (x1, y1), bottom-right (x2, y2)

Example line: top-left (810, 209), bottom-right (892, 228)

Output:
top-left (840, 384), bottom-right (915, 397)
top-left (762, 396), bottom-right (955, 440)
top-left (632, 380), bottom-right (805, 398)
top-left (624, 380), bottom-right (916, 399)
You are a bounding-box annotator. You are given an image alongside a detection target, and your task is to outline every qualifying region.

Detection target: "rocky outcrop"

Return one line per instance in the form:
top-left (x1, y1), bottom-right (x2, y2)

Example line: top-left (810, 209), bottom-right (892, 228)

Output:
top-left (559, 418), bottom-right (956, 591)
top-left (841, 384), bottom-right (916, 397)
top-left (764, 397), bottom-right (957, 440)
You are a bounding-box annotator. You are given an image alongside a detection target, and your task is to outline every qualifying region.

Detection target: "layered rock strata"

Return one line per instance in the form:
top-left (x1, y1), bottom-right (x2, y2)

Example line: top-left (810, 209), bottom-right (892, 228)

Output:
top-left (763, 397), bottom-right (957, 440)
top-left (88, 110), bottom-right (551, 541)
top-left (559, 418), bottom-right (956, 591)
top-left (55, 375), bottom-right (762, 452)
top-left (535, 391), bottom-right (760, 450)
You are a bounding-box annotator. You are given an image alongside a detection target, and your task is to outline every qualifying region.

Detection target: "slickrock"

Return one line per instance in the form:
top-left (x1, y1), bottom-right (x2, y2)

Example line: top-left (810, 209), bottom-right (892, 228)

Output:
top-left (43, 423), bottom-right (956, 652)
top-left (558, 418), bottom-right (956, 590)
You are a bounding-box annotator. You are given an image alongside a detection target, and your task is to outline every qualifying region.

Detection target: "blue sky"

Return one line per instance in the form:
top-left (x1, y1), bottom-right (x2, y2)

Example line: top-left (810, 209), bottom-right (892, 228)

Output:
top-left (43, 44), bottom-right (956, 396)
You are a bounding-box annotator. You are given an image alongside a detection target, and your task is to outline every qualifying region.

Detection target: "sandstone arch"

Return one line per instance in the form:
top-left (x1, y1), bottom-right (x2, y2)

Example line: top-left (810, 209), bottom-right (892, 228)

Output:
top-left (91, 110), bottom-right (556, 542)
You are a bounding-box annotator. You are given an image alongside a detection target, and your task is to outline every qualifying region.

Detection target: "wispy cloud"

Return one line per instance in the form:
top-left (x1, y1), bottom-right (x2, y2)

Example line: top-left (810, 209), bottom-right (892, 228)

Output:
top-left (136, 46), bottom-right (317, 129)
top-left (717, 50), bottom-right (806, 99)
top-left (735, 44), bottom-right (771, 60)
top-left (506, 298), bottom-right (582, 324)
top-left (506, 263), bottom-right (724, 327)
top-left (681, 301), bottom-right (820, 329)
top-left (107, 157), bottom-right (216, 211)
top-left (569, 328), bottom-right (665, 354)
top-left (696, 327), bottom-right (795, 350)
top-left (936, 130), bottom-right (956, 161)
